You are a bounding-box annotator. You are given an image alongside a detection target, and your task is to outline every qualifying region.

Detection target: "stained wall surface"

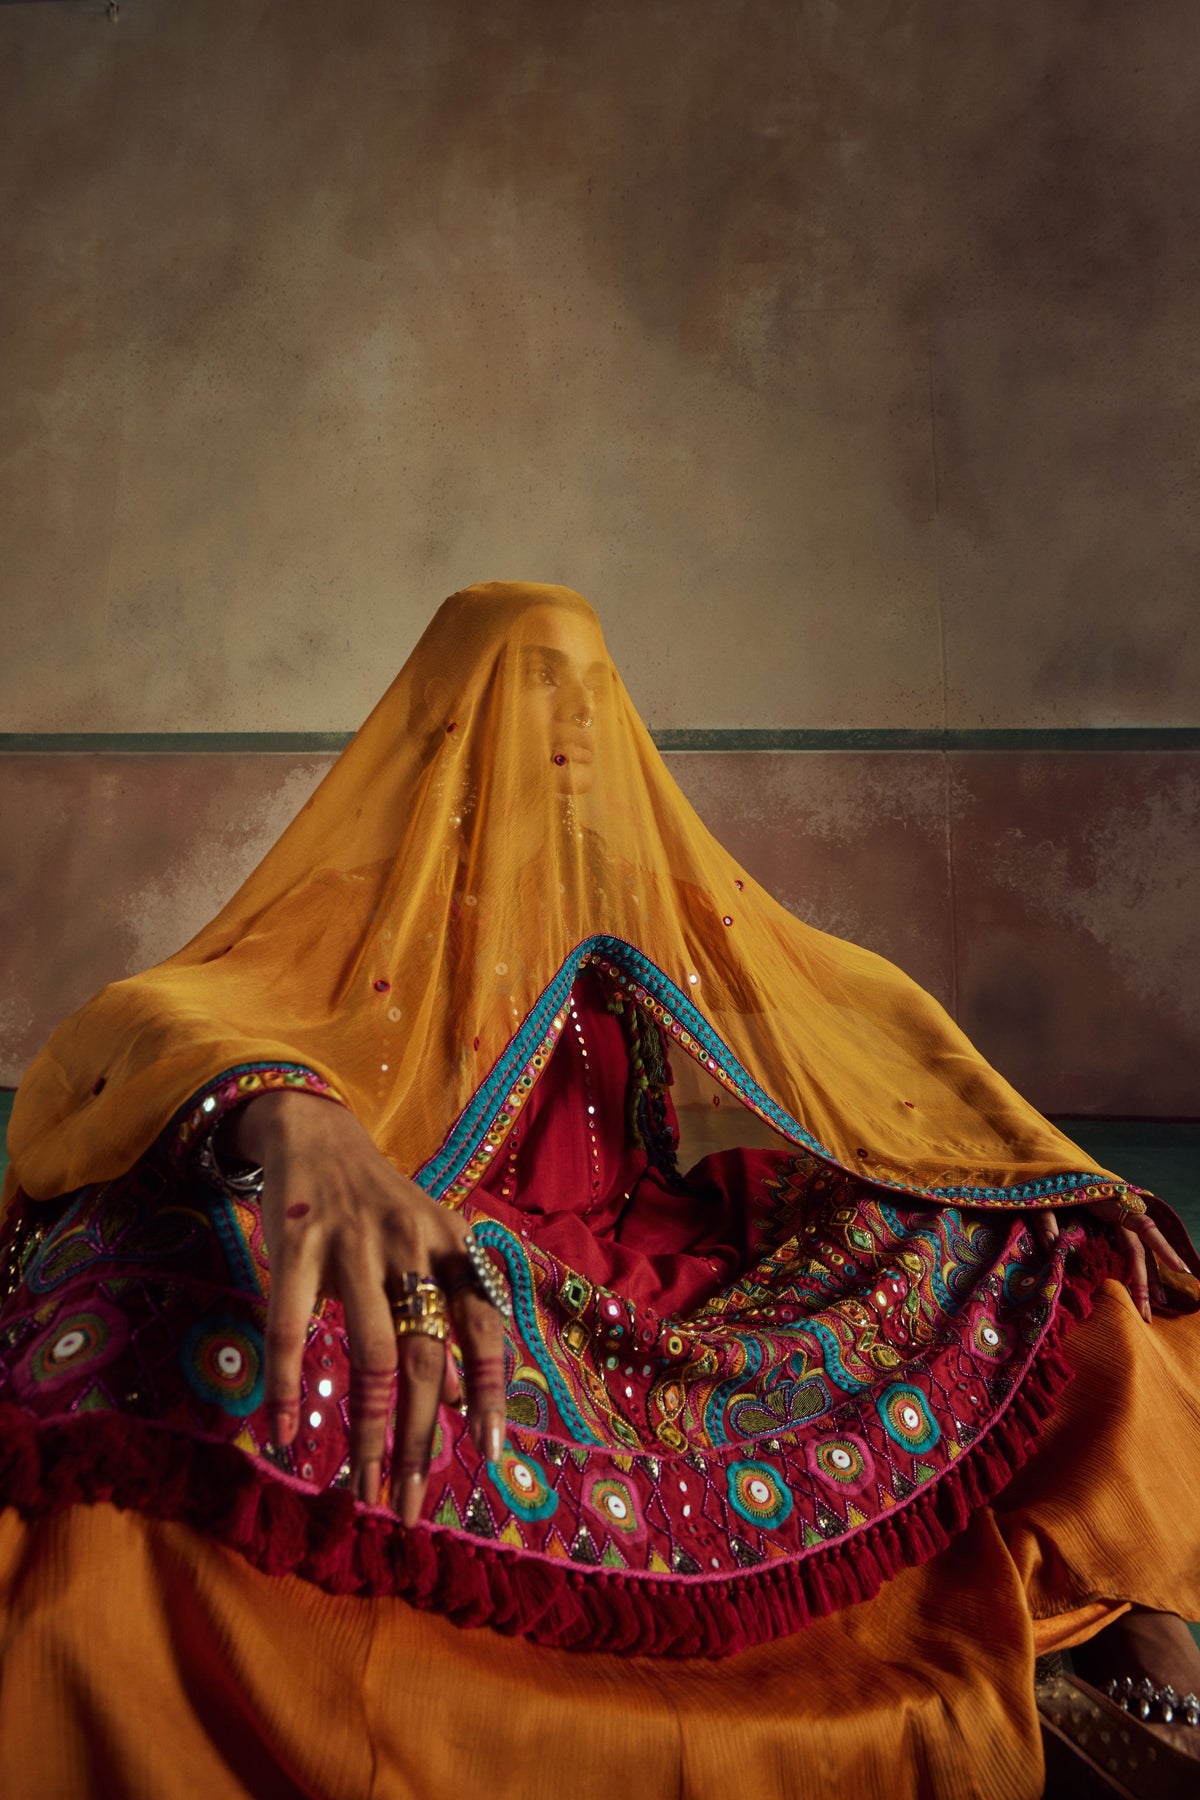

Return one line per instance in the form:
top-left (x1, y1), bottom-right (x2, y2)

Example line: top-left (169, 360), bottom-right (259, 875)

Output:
top-left (2, 0), bottom-right (1198, 733)
top-left (2, 0), bottom-right (1198, 1117)
top-left (3, 749), bottom-right (1198, 1115)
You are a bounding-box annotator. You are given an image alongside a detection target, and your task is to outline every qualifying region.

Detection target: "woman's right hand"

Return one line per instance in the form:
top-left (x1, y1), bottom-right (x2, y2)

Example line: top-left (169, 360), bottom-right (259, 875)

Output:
top-left (229, 1090), bottom-right (507, 1521)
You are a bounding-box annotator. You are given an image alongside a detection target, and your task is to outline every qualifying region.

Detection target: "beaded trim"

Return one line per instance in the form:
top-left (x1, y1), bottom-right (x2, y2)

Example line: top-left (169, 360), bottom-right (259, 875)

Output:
top-left (170, 1064), bottom-right (350, 1167)
top-left (417, 936), bottom-right (1136, 1211)
top-left (462, 1228), bottom-right (514, 1320)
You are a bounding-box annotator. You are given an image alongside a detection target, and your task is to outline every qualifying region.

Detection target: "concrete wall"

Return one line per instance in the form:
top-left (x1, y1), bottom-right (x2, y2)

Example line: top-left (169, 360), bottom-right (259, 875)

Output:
top-left (3, 0), bottom-right (1198, 733)
top-left (2, 1), bottom-right (1198, 1114)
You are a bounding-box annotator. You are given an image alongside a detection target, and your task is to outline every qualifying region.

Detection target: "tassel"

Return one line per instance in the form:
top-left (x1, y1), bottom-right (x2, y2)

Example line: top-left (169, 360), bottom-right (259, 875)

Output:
top-left (0, 1249), bottom-right (1111, 1658)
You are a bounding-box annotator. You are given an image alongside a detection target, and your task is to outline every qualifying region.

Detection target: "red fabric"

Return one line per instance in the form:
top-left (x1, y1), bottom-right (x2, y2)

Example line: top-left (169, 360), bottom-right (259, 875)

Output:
top-left (472, 968), bottom-right (754, 1313)
top-left (0, 1279), bottom-right (1092, 1659)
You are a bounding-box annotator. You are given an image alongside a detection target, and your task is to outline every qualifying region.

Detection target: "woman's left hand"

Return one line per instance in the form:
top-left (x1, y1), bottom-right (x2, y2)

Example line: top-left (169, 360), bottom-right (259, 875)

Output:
top-left (1029, 1198), bottom-right (1192, 1323)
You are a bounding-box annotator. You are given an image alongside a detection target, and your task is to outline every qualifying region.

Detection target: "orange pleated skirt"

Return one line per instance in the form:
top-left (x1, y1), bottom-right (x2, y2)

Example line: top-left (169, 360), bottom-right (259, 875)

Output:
top-left (2, 1280), bottom-right (1199, 1800)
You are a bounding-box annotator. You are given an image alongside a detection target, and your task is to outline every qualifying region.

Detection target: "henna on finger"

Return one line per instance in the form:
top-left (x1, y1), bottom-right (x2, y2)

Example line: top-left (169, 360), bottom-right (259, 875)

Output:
top-left (348, 1364), bottom-right (396, 1427)
top-left (457, 1322), bottom-right (508, 1462)
top-left (1122, 1227), bottom-right (1153, 1323)
top-left (264, 1311), bottom-right (316, 1449)
top-left (348, 1364), bottom-right (396, 1503)
top-left (268, 1405), bottom-right (298, 1449)
top-left (462, 1354), bottom-right (507, 1456)
top-left (437, 1246), bottom-right (508, 1460)
top-left (1136, 1214), bottom-right (1191, 1276)
top-left (391, 1330), bottom-right (447, 1525)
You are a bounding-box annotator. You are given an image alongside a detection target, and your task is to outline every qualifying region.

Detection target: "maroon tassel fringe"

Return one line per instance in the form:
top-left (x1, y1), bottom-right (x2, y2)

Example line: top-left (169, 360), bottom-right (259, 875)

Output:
top-left (0, 1255), bottom-right (1116, 1658)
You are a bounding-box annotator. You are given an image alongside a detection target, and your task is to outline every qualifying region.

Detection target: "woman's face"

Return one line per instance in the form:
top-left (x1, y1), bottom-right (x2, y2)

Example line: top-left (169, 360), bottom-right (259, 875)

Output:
top-left (515, 605), bottom-right (610, 796)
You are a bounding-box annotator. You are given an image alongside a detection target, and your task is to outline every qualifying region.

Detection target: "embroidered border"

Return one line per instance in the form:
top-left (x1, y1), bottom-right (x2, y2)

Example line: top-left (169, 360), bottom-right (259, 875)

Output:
top-left (416, 936), bottom-right (1135, 1210)
top-left (169, 1063), bottom-right (350, 1166)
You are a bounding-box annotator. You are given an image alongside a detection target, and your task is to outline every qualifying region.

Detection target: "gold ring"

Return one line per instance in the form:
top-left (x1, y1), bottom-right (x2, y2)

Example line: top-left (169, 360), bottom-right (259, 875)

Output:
top-left (1115, 1192), bottom-right (1149, 1225)
top-left (390, 1272), bottom-right (449, 1342)
top-left (392, 1313), bottom-right (451, 1343)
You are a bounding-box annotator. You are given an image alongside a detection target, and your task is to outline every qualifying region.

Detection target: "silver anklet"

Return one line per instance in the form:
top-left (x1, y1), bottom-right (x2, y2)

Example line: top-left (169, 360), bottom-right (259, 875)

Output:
top-left (1105, 1676), bottom-right (1200, 1726)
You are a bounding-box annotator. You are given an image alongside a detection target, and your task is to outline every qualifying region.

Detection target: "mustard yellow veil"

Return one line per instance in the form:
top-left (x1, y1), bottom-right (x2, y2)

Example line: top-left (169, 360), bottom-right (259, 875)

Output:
top-left (5, 581), bottom-right (1128, 1213)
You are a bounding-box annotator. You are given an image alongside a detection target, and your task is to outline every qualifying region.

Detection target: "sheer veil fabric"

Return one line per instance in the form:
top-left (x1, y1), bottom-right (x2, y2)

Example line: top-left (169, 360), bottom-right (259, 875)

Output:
top-left (5, 581), bottom-right (1130, 1215)
top-left (4, 579), bottom-right (1193, 1663)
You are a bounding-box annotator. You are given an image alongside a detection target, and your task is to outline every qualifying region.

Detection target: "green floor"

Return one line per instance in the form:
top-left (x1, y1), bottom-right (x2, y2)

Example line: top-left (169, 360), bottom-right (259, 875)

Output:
top-left (1054, 1118), bottom-right (1200, 1236)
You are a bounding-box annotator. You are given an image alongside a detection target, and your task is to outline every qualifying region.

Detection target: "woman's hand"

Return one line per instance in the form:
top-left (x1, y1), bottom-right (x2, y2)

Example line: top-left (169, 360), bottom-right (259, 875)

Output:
top-left (229, 1090), bottom-right (507, 1520)
top-left (1029, 1196), bottom-right (1191, 1323)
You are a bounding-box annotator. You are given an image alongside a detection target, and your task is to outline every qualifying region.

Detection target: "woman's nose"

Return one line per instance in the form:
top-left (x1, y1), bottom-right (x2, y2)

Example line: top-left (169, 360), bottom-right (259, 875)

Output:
top-left (556, 675), bottom-right (593, 725)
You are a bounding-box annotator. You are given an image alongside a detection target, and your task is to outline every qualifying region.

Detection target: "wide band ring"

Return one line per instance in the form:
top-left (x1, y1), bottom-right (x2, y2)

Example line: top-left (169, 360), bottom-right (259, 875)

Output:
top-left (392, 1312), bottom-right (451, 1343)
top-left (390, 1271), bottom-right (450, 1342)
top-left (445, 1230), bottom-right (513, 1322)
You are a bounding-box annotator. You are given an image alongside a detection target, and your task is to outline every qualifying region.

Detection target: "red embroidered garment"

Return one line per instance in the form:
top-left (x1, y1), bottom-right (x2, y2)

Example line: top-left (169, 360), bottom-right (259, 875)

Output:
top-left (1, 582), bottom-right (1194, 1659)
top-left (0, 961), bottom-right (1158, 1657)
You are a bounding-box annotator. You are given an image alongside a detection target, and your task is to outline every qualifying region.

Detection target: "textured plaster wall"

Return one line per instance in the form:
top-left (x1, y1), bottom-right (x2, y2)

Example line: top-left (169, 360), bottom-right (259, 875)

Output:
top-left (2, 1), bottom-right (1197, 1115)
top-left (3, 0), bottom-right (1199, 732)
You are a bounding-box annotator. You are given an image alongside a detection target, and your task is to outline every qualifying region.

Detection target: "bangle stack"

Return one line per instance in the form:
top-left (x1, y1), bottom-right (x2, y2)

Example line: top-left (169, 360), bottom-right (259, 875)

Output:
top-left (195, 1124), bottom-right (266, 1199)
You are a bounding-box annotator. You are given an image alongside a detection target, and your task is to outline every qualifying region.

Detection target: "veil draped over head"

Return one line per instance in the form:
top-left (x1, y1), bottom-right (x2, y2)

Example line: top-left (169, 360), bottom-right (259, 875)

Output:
top-left (7, 580), bottom-right (1127, 1215)
top-left (5, 580), bottom-right (1176, 1659)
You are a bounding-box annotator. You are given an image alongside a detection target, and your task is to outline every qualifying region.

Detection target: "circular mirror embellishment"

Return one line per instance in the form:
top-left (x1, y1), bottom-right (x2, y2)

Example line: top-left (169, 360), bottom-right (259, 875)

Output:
top-left (586, 1476), bottom-right (645, 1540)
top-left (972, 1316), bottom-right (1013, 1360)
top-left (1004, 1264), bottom-right (1041, 1306)
top-left (20, 1307), bottom-right (128, 1394)
top-left (180, 1315), bottom-right (265, 1416)
top-left (806, 1433), bottom-right (875, 1495)
top-left (727, 1459), bottom-right (794, 1528)
top-left (875, 1382), bottom-right (941, 1455)
top-left (487, 1446), bottom-right (559, 1522)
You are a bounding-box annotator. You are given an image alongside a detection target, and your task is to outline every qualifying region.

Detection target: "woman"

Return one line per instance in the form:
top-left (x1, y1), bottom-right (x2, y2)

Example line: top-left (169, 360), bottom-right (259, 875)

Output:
top-left (1, 580), bottom-right (1199, 1798)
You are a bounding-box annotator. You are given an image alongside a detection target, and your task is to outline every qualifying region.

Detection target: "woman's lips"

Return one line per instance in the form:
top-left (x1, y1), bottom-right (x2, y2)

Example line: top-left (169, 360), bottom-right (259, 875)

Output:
top-left (555, 739), bottom-right (594, 763)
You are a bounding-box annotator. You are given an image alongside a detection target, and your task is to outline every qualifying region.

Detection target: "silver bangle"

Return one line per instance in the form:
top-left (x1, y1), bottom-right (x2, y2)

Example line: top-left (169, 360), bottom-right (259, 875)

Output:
top-left (195, 1124), bottom-right (265, 1198)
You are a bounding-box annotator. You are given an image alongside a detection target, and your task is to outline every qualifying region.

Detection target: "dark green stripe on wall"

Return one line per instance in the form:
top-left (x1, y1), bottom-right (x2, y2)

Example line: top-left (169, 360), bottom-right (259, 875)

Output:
top-left (3, 729), bottom-right (1200, 754)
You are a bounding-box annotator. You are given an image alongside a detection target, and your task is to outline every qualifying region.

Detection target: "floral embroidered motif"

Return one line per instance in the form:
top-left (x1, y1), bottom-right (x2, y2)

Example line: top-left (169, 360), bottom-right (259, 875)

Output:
top-left (487, 1446), bottom-right (560, 1522)
top-left (0, 955), bottom-right (1127, 1656)
top-left (180, 1315), bottom-right (265, 1416)
top-left (727, 1460), bottom-right (794, 1528)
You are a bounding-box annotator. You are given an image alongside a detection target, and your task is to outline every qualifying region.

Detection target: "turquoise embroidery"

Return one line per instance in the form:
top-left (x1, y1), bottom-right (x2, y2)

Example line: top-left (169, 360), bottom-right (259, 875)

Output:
top-left (209, 1192), bottom-right (263, 1298)
top-left (416, 936), bottom-right (1108, 1209)
top-left (702, 1336), bottom-right (765, 1447)
top-left (470, 1218), bottom-right (605, 1446)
